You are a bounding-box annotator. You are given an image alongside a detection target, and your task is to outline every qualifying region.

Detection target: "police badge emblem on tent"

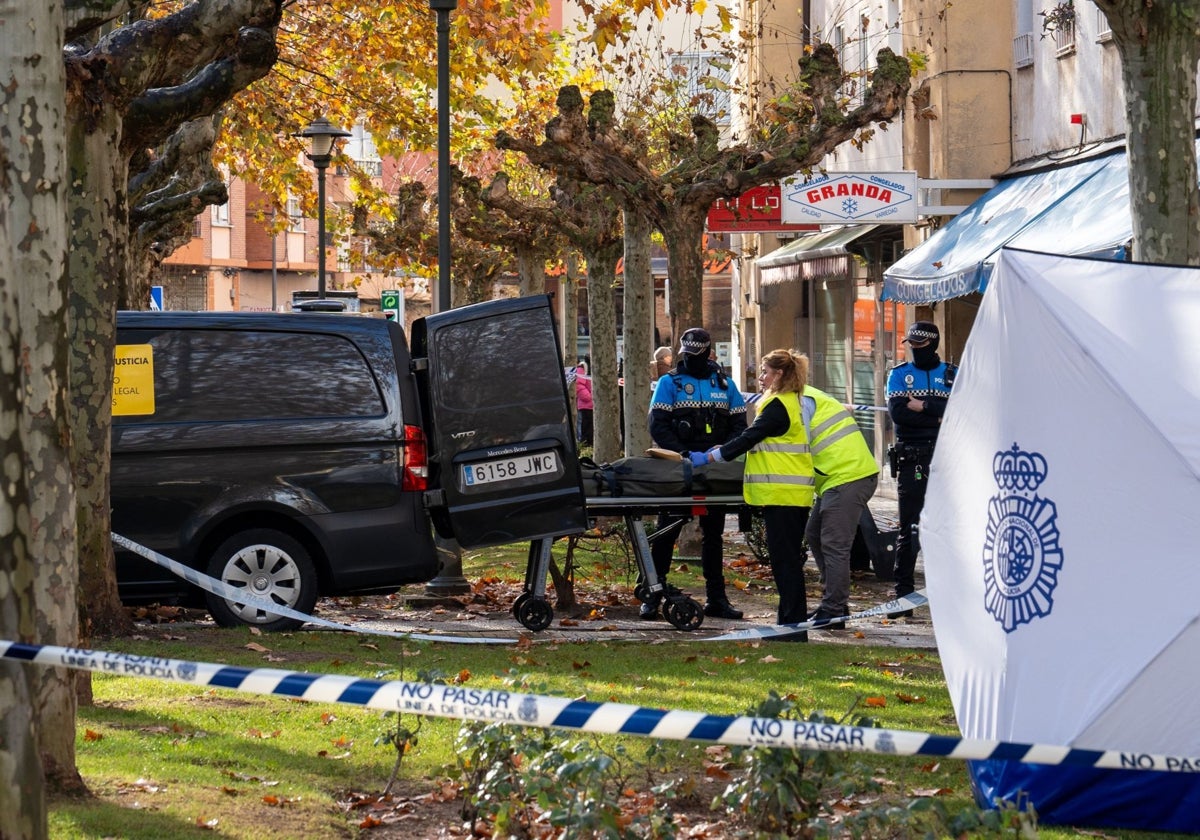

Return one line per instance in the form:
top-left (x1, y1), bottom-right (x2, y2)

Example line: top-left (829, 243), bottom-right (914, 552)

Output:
top-left (982, 443), bottom-right (1063, 633)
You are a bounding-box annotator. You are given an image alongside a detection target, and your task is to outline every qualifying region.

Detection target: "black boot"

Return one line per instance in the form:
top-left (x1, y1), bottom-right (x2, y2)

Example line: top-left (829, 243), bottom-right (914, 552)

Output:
top-left (704, 598), bottom-right (744, 620)
top-left (808, 608), bottom-right (849, 630)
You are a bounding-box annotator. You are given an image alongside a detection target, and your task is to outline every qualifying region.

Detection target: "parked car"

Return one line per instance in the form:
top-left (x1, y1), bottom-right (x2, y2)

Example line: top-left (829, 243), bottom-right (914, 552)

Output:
top-left (111, 297), bottom-right (585, 630)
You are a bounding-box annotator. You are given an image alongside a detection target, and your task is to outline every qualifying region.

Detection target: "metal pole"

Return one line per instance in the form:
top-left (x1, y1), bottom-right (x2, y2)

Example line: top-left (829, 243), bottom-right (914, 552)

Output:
top-left (434, 0), bottom-right (456, 314)
top-left (271, 209), bottom-right (278, 311)
top-left (317, 162), bottom-right (328, 299)
top-left (423, 0), bottom-right (470, 598)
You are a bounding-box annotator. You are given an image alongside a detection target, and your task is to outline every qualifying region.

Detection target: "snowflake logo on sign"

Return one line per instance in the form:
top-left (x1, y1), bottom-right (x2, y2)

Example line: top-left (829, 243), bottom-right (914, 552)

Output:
top-left (982, 443), bottom-right (1063, 633)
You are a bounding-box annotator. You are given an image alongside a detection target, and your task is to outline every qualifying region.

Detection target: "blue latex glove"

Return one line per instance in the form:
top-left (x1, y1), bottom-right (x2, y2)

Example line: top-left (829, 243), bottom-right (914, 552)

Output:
top-left (688, 450), bottom-right (709, 468)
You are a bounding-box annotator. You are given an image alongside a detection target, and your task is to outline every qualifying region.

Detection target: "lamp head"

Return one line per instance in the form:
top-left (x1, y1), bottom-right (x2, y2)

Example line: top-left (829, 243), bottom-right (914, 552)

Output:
top-left (295, 117), bottom-right (351, 162)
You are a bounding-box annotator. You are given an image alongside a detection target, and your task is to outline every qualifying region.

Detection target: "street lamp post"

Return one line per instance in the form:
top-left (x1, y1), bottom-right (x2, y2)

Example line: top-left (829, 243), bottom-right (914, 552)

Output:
top-left (423, 0), bottom-right (472, 598)
top-left (297, 117), bottom-right (351, 304)
top-left (430, 0), bottom-right (457, 315)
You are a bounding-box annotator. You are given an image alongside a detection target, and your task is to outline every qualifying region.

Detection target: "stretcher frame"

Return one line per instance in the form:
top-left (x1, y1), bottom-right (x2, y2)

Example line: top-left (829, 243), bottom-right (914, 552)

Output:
top-left (513, 495), bottom-right (747, 632)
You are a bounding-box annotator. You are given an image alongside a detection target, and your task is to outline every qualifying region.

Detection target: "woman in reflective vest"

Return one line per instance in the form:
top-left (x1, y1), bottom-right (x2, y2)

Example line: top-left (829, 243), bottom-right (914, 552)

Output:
top-left (693, 348), bottom-right (815, 638)
top-left (802, 385), bottom-right (880, 629)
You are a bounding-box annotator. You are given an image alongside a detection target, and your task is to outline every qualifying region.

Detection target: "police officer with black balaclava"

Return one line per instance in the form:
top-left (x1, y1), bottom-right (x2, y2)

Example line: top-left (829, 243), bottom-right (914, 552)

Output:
top-left (885, 321), bottom-right (956, 617)
top-left (644, 328), bottom-right (748, 620)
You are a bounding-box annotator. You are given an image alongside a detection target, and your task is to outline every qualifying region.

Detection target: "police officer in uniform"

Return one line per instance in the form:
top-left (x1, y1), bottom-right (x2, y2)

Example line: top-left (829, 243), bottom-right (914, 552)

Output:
top-left (645, 328), bottom-right (748, 620)
top-left (886, 321), bottom-right (955, 617)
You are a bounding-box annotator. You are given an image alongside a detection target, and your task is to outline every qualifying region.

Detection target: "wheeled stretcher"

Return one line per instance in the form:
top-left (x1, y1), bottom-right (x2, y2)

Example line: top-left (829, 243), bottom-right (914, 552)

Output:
top-left (512, 495), bottom-right (747, 632)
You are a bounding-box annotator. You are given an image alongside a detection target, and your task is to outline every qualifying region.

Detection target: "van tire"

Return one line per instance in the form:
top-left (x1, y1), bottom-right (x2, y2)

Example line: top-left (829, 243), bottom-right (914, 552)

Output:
top-left (205, 529), bottom-right (319, 631)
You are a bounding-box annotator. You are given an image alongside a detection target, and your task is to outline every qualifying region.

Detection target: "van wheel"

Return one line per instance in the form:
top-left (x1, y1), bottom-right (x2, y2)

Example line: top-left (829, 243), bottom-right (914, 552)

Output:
top-left (205, 529), bottom-right (319, 632)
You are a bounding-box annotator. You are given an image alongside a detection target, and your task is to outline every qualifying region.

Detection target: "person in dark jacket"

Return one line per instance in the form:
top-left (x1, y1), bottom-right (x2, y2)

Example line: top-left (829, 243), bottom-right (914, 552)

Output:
top-left (885, 321), bottom-right (956, 617)
top-left (644, 328), bottom-right (748, 620)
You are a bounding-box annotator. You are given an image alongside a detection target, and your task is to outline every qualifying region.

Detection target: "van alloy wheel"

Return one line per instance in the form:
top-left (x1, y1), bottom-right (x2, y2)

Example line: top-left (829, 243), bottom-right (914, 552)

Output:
top-left (206, 529), bottom-right (319, 632)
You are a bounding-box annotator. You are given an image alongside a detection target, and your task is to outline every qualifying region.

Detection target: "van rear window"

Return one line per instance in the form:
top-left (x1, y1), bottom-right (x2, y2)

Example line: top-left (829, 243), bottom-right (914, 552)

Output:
top-left (433, 310), bottom-right (563, 411)
top-left (115, 329), bottom-right (384, 423)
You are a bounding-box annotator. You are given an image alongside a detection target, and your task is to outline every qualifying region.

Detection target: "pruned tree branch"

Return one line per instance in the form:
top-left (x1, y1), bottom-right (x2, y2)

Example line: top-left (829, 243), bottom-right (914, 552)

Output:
top-left (123, 26), bottom-right (278, 151)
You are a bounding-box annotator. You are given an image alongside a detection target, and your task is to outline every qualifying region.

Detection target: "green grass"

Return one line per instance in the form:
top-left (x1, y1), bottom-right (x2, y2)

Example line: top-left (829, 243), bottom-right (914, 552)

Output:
top-left (49, 537), bottom-right (1190, 838)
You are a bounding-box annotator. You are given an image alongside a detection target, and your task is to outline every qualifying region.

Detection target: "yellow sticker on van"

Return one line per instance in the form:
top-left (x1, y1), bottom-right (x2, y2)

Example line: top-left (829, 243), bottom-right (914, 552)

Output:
top-left (113, 345), bottom-right (155, 416)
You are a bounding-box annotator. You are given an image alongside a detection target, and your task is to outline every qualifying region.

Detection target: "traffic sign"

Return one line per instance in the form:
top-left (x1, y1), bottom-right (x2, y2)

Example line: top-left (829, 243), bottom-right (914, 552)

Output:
top-left (149, 285), bottom-right (164, 311)
top-left (381, 289), bottom-right (402, 322)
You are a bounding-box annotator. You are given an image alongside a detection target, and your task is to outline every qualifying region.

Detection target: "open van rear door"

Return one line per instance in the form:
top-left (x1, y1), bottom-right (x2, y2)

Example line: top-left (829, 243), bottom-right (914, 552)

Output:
top-left (411, 295), bottom-right (586, 548)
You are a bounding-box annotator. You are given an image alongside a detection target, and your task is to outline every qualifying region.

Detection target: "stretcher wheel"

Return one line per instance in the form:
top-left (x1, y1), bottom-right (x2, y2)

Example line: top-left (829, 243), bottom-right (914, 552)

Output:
top-left (511, 591), bottom-right (532, 618)
top-left (663, 598), bottom-right (704, 631)
top-left (516, 597), bottom-right (554, 632)
top-left (633, 583), bottom-right (652, 603)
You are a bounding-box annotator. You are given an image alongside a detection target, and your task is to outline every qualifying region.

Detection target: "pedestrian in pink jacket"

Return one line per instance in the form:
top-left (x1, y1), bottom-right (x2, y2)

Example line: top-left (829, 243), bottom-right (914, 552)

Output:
top-left (576, 358), bottom-right (593, 446)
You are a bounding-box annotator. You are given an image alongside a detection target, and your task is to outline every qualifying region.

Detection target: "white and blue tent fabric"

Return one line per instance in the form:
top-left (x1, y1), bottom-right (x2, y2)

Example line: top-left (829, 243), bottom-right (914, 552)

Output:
top-left (921, 248), bottom-right (1200, 833)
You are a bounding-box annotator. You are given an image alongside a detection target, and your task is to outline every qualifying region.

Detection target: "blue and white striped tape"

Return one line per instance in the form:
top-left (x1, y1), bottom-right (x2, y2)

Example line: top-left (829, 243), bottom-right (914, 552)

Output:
top-left (742, 394), bottom-right (887, 413)
top-left (3, 639), bottom-right (1196, 774)
top-left (112, 533), bottom-right (511, 645)
top-left (704, 592), bottom-right (928, 641)
top-left (114, 533), bottom-right (926, 644)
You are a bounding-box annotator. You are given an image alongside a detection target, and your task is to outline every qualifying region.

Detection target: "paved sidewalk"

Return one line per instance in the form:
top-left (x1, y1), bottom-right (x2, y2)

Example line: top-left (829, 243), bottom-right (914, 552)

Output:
top-left (327, 479), bottom-right (934, 648)
top-left (351, 488), bottom-right (934, 649)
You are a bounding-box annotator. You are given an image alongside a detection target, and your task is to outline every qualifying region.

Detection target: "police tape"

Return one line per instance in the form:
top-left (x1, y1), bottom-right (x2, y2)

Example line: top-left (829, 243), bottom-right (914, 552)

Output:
top-left (704, 592), bottom-right (929, 641)
top-left (111, 533), bottom-right (511, 645)
top-left (113, 532), bottom-right (926, 644)
top-left (3, 639), bottom-right (1197, 774)
top-left (744, 394), bottom-right (887, 413)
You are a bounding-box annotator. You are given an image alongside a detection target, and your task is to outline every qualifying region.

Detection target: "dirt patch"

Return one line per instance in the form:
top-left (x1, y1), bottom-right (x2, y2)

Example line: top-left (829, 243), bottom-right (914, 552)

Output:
top-left (336, 776), bottom-right (747, 839)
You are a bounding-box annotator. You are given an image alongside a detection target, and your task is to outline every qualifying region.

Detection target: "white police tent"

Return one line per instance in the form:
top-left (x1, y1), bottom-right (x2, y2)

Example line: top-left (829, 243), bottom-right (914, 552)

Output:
top-left (921, 248), bottom-right (1200, 833)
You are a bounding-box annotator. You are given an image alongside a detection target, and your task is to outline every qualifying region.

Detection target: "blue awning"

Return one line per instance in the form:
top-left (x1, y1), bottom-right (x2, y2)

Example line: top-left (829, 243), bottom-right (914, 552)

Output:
top-left (1003, 154), bottom-right (1131, 260)
top-left (882, 156), bottom-right (1114, 303)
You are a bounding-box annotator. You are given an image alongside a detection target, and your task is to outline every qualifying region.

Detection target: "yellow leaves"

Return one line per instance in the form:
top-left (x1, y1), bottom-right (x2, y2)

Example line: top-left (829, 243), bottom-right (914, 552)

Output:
top-left (716, 4), bottom-right (733, 31)
top-left (906, 49), bottom-right (930, 75)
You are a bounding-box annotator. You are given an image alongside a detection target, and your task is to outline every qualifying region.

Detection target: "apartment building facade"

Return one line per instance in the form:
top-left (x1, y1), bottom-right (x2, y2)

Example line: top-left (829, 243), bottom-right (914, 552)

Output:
top-left (155, 127), bottom-right (435, 328)
top-left (736, 0), bottom-right (1200, 455)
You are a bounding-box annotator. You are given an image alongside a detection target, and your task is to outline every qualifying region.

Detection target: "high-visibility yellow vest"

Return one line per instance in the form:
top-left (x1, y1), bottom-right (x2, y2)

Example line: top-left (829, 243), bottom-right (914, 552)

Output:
top-left (744, 392), bottom-right (815, 507)
top-left (804, 386), bottom-right (880, 495)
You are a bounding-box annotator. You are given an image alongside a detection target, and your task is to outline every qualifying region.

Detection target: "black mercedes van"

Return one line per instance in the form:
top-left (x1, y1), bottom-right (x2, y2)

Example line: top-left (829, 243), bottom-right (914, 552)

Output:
top-left (112, 296), bottom-right (585, 630)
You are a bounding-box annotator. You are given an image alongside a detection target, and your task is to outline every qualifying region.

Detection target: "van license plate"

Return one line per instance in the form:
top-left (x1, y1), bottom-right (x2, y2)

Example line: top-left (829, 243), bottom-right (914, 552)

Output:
top-left (463, 452), bottom-right (560, 487)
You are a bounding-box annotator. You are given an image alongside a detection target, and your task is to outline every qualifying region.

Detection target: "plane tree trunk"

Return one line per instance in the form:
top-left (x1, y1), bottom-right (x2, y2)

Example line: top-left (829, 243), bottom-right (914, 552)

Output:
top-left (1094, 0), bottom-right (1200, 264)
top-left (622, 208), bottom-right (655, 455)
